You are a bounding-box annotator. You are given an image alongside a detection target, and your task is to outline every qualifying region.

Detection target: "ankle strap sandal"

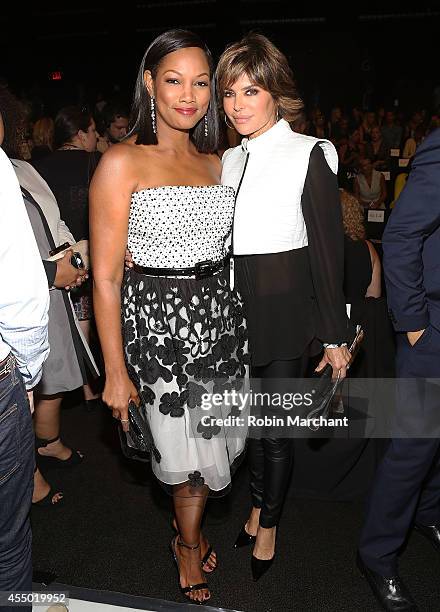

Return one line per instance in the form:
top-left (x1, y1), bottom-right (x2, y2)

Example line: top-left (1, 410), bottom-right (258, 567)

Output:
top-left (35, 435), bottom-right (84, 469)
top-left (170, 536), bottom-right (210, 604)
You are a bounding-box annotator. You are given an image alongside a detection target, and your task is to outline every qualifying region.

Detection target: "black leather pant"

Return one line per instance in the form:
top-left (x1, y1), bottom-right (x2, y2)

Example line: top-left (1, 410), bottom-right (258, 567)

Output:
top-left (249, 356), bottom-right (307, 528)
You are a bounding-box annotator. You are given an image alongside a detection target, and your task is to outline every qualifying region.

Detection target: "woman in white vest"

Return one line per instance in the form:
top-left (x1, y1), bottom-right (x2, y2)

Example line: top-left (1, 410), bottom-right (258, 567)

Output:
top-left (354, 156), bottom-right (387, 209)
top-left (217, 33), bottom-right (352, 580)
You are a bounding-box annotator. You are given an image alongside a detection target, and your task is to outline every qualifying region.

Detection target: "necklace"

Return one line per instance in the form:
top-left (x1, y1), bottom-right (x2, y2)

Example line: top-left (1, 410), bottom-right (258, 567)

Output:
top-left (59, 143), bottom-right (81, 151)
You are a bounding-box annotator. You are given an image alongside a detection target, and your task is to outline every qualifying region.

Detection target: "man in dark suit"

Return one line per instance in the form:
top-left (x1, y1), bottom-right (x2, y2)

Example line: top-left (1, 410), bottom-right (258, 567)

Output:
top-left (357, 128), bottom-right (440, 611)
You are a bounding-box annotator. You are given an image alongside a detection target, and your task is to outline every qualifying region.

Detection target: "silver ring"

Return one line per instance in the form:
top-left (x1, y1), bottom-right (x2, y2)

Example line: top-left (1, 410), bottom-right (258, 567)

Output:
top-left (120, 419), bottom-right (129, 423)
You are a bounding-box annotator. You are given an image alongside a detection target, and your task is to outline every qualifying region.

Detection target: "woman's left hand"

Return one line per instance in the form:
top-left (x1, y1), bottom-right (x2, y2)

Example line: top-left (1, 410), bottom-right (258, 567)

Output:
top-left (315, 345), bottom-right (351, 380)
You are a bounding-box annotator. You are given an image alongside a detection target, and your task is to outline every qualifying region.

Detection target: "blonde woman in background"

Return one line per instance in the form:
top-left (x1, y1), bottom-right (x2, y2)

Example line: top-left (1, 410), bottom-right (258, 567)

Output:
top-left (31, 117), bottom-right (54, 162)
top-left (341, 189), bottom-right (381, 306)
top-left (354, 156), bottom-right (387, 209)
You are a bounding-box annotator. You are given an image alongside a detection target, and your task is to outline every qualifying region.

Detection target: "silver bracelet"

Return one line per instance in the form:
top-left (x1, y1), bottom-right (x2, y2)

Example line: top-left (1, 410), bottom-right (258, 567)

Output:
top-left (323, 342), bottom-right (347, 349)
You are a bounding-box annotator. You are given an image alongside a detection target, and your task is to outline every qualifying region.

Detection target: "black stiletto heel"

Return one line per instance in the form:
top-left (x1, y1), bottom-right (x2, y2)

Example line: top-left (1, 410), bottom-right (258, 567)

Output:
top-left (234, 524), bottom-right (257, 548)
top-left (251, 526), bottom-right (277, 581)
top-left (251, 554), bottom-right (275, 581)
top-left (170, 536), bottom-right (210, 604)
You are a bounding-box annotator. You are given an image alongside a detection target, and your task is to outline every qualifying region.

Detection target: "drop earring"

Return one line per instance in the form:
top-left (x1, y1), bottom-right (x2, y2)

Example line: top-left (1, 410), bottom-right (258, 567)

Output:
top-left (150, 96), bottom-right (156, 134)
top-left (204, 113), bottom-right (208, 137)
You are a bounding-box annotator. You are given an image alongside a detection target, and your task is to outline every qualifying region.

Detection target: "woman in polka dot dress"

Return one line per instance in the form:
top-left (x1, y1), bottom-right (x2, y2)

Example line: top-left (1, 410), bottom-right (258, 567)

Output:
top-left (90, 30), bottom-right (248, 604)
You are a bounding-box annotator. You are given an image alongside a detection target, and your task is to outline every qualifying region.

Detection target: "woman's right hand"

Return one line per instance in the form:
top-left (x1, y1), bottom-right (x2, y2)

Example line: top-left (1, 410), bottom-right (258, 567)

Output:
top-left (124, 248), bottom-right (134, 269)
top-left (103, 373), bottom-right (139, 431)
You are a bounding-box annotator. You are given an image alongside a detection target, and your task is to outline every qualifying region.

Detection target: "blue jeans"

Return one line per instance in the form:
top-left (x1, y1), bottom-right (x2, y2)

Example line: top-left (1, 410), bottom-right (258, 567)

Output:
top-left (0, 356), bottom-right (34, 612)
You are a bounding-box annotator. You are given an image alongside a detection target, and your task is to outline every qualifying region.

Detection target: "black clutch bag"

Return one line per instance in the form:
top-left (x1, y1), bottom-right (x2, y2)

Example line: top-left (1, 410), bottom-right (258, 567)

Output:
top-left (306, 325), bottom-right (364, 431)
top-left (119, 400), bottom-right (161, 463)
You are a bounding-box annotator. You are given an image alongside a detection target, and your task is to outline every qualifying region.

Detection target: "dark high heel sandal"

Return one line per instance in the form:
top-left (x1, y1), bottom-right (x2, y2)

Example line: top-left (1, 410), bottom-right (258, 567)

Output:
top-left (32, 467), bottom-right (64, 508)
top-left (172, 518), bottom-right (217, 573)
top-left (36, 435), bottom-right (83, 469)
top-left (234, 524), bottom-right (257, 548)
top-left (32, 486), bottom-right (64, 507)
top-left (170, 536), bottom-right (210, 604)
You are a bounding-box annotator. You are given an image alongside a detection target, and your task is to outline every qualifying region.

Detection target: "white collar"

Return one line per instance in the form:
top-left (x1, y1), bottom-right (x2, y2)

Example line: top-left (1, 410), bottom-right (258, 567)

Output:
top-left (241, 118), bottom-right (291, 153)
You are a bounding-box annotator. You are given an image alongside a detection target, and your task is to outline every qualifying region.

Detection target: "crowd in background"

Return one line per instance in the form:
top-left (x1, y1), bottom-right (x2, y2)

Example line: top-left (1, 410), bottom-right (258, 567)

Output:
top-left (1, 33), bottom-right (439, 604)
top-left (7, 81), bottom-right (440, 213)
top-left (1, 78), bottom-right (416, 510)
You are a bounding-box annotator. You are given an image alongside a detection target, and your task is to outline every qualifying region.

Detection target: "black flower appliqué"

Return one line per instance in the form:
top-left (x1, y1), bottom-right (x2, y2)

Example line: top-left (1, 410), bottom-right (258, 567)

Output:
top-left (159, 392), bottom-right (185, 418)
top-left (140, 385), bottom-right (156, 406)
top-left (188, 470), bottom-right (205, 488)
top-left (197, 419), bottom-right (221, 440)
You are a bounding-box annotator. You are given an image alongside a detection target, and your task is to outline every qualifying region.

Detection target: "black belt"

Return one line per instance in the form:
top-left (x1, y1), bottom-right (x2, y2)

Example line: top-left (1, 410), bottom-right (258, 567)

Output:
top-left (132, 254), bottom-right (230, 280)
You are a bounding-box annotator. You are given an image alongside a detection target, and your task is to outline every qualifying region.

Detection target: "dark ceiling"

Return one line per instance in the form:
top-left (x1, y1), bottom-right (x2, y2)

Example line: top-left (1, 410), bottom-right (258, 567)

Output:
top-left (1, 2), bottom-right (439, 113)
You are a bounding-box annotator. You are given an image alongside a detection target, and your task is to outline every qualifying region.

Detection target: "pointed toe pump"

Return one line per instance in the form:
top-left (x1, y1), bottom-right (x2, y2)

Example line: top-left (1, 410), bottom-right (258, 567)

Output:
top-left (251, 553), bottom-right (275, 581)
top-left (234, 524), bottom-right (257, 548)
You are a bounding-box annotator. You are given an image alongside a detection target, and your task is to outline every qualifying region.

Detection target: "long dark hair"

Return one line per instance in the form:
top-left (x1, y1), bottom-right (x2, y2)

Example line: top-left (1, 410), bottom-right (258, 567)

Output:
top-left (54, 106), bottom-right (93, 148)
top-left (127, 29), bottom-right (219, 153)
top-left (0, 84), bottom-right (28, 159)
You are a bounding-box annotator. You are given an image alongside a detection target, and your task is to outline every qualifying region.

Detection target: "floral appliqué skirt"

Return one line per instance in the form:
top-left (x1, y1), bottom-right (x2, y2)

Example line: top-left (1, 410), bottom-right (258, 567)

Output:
top-left (122, 267), bottom-right (249, 495)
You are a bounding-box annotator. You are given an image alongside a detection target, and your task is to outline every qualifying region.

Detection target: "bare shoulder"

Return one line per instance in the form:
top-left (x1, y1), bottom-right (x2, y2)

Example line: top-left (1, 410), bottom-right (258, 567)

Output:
top-left (99, 141), bottom-right (138, 171)
top-left (204, 152), bottom-right (222, 178)
top-left (90, 143), bottom-right (137, 201)
top-left (92, 140), bottom-right (145, 194)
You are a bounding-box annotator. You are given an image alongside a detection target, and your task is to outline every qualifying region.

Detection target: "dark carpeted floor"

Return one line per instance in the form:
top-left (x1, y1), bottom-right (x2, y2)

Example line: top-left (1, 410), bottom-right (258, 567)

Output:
top-left (31, 396), bottom-right (440, 612)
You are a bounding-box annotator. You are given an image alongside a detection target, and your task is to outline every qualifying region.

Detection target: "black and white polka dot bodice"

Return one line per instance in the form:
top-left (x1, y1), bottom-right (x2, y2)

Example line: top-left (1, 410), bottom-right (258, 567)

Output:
top-left (128, 185), bottom-right (235, 267)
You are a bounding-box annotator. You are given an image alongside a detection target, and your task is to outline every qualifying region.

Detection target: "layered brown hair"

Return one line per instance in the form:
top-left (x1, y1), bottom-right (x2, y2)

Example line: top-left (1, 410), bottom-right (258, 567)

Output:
top-left (340, 189), bottom-right (366, 241)
top-left (32, 117), bottom-right (54, 149)
top-left (216, 32), bottom-right (304, 123)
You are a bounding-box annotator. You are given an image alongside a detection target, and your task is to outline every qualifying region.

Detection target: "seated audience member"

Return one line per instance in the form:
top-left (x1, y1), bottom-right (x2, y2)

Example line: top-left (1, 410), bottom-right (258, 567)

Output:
top-left (96, 103), bottom-right (128, 152)
top-left (403, 110), bottom-right (423, 141)
top-left (334, 116), bottom-right (350, 146)
top-left (338, 128), bottom-right (365, 188)
top-left (364, 126), bottom-right (389, 170)
top-left (291, 110), bottom-right (308, 134)
top-left (402, 125), bottom-right (426, 159)
top-left (340, 189), bottom-right (395, 377)
top-left (308, 109), bottom-right (329, 138)
top-left (377, 106), bottom-right (385, 127)
top-left (328, 106), bottom-right (343, 142)
top-left (354, 157), bottom-right (387, 209)
top-left (381, 110), bottom-right (403, 150)
top-left (341, 189), bottom-right (381, 301)
top-left (361, 111), bottom-right (376, 142)
top-left (31, 117), bottom-right (54, 162)
top-left (349, 106), bottom-right (363, 132)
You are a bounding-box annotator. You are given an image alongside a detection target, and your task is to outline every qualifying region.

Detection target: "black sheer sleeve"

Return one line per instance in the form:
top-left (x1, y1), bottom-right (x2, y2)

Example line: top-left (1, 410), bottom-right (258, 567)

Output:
top-left (43, 260), bottom-right (57, 287)
top-left (301, 144), bottom-right (353, 344)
